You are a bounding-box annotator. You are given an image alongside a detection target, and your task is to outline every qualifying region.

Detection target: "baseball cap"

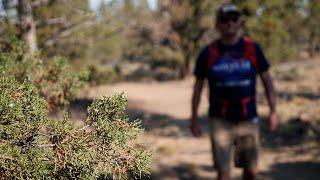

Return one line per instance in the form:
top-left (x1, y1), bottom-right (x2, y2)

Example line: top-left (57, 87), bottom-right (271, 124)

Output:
top-left (216, 3), bottom-right (240, 21)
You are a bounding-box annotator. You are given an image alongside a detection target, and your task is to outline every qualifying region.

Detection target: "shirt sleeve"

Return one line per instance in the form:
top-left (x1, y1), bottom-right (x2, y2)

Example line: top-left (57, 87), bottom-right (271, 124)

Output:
top-left (254, 42), bottom-right (270, 73)
top-left (193, 46), bottom-right (210, 79)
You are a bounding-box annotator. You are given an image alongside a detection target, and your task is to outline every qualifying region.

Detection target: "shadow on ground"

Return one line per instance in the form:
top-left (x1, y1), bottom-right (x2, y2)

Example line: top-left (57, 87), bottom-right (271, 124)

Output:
top-left (68, 98), bottom-right (320, 145)
top-left (259, 116), bottom-right (320, 148)
top-left (147, 164), bottom-right (215, 180)
top-left (126, 107), bottom-right (209, 137)
top-left (69, 98), bottom-right (320, 180)
top-left (69, 98), bottom-right (209, 137)
top-left (277, 90), bottom-right (320, 102)
top-left (260, 162), bottom-right (320, 180)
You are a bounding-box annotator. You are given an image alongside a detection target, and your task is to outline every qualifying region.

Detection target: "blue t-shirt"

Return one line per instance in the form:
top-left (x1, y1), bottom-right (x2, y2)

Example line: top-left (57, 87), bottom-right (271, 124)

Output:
top-left (194, 37), bottom-right (270, 122)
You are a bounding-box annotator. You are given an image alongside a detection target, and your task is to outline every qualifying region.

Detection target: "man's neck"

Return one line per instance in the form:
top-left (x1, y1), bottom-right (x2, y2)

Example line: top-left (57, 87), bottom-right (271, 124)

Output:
top-left (220, 34), bottom-right (241, 45)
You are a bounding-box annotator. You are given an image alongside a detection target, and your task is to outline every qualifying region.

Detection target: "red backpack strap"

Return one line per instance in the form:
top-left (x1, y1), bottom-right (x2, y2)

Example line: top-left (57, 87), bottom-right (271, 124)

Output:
top-left (207, 40), bottom-right (220, 71)
top-left (243, 37), bottom-right (258, 71)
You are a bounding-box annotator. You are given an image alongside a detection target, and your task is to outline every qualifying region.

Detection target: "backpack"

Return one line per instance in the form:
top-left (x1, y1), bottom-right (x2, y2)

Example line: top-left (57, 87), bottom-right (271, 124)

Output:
top-left (206, 37), bottom-right (258, 119)
top-left (207, 37), bottom-right (258, 72)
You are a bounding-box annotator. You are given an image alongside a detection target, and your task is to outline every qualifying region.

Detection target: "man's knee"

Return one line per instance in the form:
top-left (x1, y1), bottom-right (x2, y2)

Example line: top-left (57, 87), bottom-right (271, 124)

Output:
top-left (242, 168), bottom-right (258, 180)
top-left (217, 171), bottom-right (231, 180)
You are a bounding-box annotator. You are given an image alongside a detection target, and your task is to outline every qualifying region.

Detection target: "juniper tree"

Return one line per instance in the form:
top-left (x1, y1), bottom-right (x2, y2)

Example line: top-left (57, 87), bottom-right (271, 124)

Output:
top-left (0, 38), bottom-right (153, 179)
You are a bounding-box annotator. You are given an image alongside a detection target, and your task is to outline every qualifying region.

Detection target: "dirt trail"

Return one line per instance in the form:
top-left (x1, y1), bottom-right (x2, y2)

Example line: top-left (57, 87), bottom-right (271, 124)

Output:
top-left (81, 60), bottom-right (320, 180)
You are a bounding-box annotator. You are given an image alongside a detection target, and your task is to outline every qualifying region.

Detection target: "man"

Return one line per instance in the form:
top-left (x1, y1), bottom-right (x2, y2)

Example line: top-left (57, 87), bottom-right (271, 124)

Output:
top-left (190, 3), bottom-right (277, 180)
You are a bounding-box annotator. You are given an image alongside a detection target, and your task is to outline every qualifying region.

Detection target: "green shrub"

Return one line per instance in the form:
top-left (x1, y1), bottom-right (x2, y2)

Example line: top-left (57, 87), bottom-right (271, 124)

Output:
top-left (150, 46), bottom-right (184, 70)
top-left (87, 65), bottom-right (120, 86)
top-left (0, 73), bottom-right (152, 179)
top-left (0, 74), bottom-right (50, 179)
top-left (87, 94), bottom-right (153, 178)
top-left (0, 38), bottom-right (152, 179)
top-left (0, 37), bottom-right (88, 112)
top-left (34, 57), bottom-right (89, 111)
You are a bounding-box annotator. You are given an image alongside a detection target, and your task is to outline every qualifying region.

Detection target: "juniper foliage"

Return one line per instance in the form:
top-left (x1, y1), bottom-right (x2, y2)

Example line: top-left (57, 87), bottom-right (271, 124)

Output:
top-left (0, 37), bottom-right (88, 112)
top-left (0, 39), bottom-right (152, 179)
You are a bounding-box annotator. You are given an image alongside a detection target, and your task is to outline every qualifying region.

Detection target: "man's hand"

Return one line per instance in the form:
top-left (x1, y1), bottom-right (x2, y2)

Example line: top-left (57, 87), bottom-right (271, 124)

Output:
top-left (268, 112), bottom-right (278, 132)
top-left (190, 118), bottom-right (202, 137)
top-left (260, 71), bottom-right (277, 132)
top-left (190, 78), bottom-right (204, 138)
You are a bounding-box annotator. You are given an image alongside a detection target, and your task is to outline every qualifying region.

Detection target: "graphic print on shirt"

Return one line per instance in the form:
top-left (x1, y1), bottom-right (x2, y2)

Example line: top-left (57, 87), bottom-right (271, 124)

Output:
top-left (207, 52), bottom-right (258, 121)
top-left (209, 53), bottom-right (256, 97)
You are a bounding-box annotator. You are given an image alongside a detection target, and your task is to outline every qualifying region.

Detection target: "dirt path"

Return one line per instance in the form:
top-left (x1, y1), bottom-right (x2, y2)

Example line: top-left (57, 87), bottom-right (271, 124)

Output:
top-left (80, 60), bottom-right (320, 180)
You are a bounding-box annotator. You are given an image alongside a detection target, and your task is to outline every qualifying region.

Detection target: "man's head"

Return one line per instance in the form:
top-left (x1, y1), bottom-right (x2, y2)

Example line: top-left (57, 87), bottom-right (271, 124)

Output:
top-left (216, 3), bottom-right (242, 37)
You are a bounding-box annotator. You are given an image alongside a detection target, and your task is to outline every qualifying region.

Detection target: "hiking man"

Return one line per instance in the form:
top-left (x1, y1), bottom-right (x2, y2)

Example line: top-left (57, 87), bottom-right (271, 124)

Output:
top-left (190, 3), bottom-right (277, 180)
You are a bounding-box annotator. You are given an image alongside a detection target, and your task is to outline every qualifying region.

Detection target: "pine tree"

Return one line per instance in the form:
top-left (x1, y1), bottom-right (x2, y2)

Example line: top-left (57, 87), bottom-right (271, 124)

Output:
top-left (160, 0), bottom-right (216, 77)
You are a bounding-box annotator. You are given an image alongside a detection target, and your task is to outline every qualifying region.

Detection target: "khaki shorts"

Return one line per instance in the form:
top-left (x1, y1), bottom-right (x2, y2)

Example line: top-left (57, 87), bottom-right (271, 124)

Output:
top-left (209, 118), bottom-right (260, 172)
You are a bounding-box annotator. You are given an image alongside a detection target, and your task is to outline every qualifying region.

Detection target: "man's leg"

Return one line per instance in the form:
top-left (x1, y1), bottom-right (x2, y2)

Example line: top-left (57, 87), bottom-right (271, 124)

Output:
top-left (234, 122), bottom-right (260, 180)
top-left (209, 119), bottom-right (233, 180)
top-left (242, 168), bottom-right (258, 180)
top-left (218, 172), bottom-right (231, 180)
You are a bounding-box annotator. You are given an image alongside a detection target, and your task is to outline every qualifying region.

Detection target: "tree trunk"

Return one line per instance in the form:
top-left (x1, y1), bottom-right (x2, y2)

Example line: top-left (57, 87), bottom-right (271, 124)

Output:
top-left (17, 0), bottom-right (38, 54)
top-left (184, 54), bottom-right (191, 75)
top-left (307, 32), bottom-right (317, 58)
top-left (179, 52), bottom-right (192, 79)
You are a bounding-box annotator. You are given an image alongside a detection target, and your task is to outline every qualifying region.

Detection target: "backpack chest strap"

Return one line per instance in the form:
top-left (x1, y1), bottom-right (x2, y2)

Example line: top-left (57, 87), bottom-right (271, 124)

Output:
top-left (206, 37), bottom-right (259, 72)
top-left (213, 96), bottom-right (256, 119)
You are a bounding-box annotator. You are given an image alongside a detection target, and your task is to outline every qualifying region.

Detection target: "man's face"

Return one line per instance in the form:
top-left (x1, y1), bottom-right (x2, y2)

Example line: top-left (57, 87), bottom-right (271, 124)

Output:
top-left (216, 12), bottom-right (241, 37)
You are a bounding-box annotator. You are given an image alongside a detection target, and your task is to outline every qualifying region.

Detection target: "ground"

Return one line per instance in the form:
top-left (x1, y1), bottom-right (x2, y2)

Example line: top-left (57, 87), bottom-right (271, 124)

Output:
top-left (72, 58), bottom-right (320, 180)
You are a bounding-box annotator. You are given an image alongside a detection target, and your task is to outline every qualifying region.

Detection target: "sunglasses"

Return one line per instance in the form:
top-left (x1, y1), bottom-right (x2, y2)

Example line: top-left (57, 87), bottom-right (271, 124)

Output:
top-left (218, 14), bottom-right (240, 24)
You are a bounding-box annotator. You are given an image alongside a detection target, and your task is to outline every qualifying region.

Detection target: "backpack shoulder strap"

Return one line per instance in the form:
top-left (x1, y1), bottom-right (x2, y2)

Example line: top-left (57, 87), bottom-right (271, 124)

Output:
top-left (243, 37), bottom-right (258, 70)
top-left (207, 40), bottom-right (220, 71)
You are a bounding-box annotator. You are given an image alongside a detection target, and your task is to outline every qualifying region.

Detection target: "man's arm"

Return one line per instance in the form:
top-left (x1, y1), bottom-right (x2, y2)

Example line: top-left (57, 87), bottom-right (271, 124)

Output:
top-left (260, 70), bottom-right (278, 131)
top-left (190, 78), bottom-right (205, 137)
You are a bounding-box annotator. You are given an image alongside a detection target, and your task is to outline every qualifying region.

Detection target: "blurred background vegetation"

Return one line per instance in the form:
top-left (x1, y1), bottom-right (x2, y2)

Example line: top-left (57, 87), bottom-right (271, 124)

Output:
top-left (0, 0), bottom-right (319, 83)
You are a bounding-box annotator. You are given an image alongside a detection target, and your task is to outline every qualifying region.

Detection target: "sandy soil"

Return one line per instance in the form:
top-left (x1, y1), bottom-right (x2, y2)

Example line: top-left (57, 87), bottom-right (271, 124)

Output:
top-left (75, 59), bottom-right (320, 180)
